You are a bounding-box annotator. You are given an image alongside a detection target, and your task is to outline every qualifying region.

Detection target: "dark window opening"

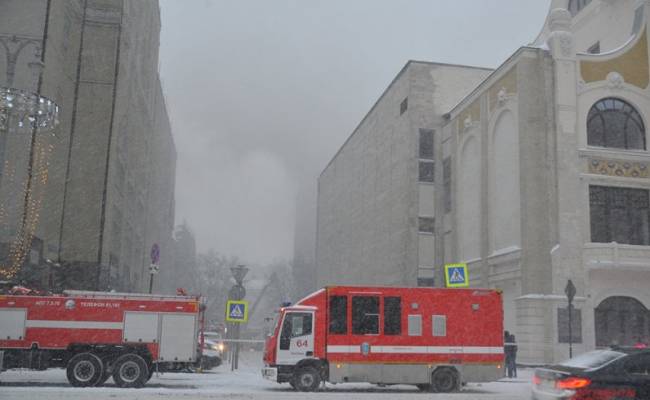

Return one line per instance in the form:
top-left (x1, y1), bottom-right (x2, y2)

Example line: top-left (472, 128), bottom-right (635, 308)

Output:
top-left (419, 161), bottom-right (434, 183)
top-left (383, 297), bottom-right (401, 335)
top-left (400, 97), bottom-right (408, 115)
top-left (443, 157), bottom-right (452, 213)
top-left (417, 277), bottom-right (435, 287)
top-left (419, 129), bottom-right (434, 159)
top-left (557, 306), bottom-right (583, 344)
top-left (590, 186), bottom-right (650, 245)
top-left (568, 0), bottom-right (592, 17)
top-left (418, 217), bottom-right (435, 234)
top-left (587, 41), bottom-right (600, 54)
top-left (329, 296), bottom-right (347, 334)
top-left (587, 98), bottom-right (646, 150)
top-left (352, 296), bottom-right (379, 335)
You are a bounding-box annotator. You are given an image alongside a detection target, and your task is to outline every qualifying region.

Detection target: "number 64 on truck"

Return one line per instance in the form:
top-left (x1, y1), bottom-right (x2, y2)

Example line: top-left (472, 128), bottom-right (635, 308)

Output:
top-left (262, 286), bottom-right (505, 392)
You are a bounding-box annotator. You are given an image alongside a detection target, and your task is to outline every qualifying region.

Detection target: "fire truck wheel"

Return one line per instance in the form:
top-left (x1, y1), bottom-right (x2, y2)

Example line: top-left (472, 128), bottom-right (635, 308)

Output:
top-left (431, 368), bottom-right (459, 393)
top-left (416, 384), bottom-right (432, 392)
top-left (146, 364), bottom-right (155, 382)
top-left (292, 367), bottom-right (321, 392)
top-left (95, 370), bottom-right (111, 386)
top-left (66, 352), bottom-right (104, 387)
top-left (112, 353), bottom-right (149, 388)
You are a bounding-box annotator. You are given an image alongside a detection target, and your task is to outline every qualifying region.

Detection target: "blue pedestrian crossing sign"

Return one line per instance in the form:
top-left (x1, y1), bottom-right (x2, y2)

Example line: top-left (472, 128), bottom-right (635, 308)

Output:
top-left (444, 263), bottom-right (469, 288)
top-left (226, 300), bottom-right (249, 323)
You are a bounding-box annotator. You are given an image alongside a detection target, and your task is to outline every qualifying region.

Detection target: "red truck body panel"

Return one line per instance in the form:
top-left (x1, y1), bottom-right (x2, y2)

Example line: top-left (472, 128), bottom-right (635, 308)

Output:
top-left (264, 286), bottom-right (504, 386)
top-left (0, 291), bottom-right (200, 361)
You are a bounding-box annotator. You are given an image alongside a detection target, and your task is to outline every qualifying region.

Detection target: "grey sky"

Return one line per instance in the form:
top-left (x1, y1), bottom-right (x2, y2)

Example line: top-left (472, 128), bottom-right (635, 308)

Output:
top-left (158, 0), bottom-right (550, 264)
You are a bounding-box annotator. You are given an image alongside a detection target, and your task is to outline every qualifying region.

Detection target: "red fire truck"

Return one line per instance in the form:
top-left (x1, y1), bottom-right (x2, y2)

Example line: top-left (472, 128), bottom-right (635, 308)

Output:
top-left (262, 286), bottom-right (504, 392)
top-left (0, 290), bottom-right (203, 387)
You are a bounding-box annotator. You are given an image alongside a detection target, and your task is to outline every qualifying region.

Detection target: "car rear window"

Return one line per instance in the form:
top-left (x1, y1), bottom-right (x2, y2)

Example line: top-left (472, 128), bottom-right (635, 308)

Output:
top-left (559, 350), bottom-right (626, 369)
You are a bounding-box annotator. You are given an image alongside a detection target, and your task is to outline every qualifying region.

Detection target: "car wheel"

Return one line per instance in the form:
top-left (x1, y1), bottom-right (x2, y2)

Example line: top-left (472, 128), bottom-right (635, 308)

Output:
top-left (112, 353), bottom-right (149, 388)
top-left (292, 367), bottom-right (321, 392)
top-left (431, 368), bottom-right (458, 393)
top-left (66, 352), bottom-right (104, 387)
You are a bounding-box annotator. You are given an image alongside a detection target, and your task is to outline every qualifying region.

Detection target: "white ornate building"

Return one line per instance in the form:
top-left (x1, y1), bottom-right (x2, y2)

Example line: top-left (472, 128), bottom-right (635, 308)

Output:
top-left (317, 0), bottom-right (650, 363)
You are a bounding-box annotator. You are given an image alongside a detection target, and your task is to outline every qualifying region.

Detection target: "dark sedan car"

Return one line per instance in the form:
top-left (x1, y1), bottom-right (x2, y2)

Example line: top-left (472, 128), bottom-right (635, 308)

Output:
top-left (532, 348), bottom-right (650, 400)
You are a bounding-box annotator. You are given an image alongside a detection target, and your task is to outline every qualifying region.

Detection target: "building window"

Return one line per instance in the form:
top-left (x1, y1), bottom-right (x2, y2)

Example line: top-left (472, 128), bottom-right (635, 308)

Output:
top-left (417, 277), bottom-right (434, 287)
top-left (352, 296), bottom-right (379, 335)
top-left (587, 98), bottom-right (646, 150)
top-left (383, 297), bottom-right (401, 335)
top-left (587, 41), bottom-right (600, 54)
top-left (419, 161), bottom-right (435, 183)
top-left (400, 97), bottom-right (408, 115)
top-left (568, 0), bottom-right (592, 17)
top-left (589, 186), bottom-right (650, 245)
top-left (419, 129), bottom-right (434, 159)
top-left (418, 217), bottom-right (435, 234)
top-left (557, 306), bottom-right (582, 344)
top-left (443, 157), bottom-right (452, 213)
top-left (633, 6), bottom-right (645, 34)
top-left (432, 315), bottom-right (447, 337)
top-left (329, 296), bottom-right (347, 334)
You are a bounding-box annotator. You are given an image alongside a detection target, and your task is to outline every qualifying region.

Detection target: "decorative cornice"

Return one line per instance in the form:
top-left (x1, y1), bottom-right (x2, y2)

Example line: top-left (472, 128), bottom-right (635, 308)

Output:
top-left (588, 158), bottom-right (650, 179)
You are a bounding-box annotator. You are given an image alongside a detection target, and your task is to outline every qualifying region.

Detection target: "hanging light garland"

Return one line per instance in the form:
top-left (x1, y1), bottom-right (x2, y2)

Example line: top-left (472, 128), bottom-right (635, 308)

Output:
top-left (0, 86), bottom-right (60, 280)
top-left (0, 87), bottom-right (60, 133)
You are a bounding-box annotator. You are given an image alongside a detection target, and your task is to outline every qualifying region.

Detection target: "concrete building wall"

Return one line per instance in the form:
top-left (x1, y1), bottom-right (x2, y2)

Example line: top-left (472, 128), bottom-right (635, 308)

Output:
top-left (316, 61), bottom-right (491, 288)
top-left (0, 0), bottom-right (175, 292)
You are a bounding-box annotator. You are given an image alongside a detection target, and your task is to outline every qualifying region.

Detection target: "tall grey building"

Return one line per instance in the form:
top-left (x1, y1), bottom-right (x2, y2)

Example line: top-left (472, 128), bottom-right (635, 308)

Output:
top-left (0, 0), bottom-right (176, 293)
top-left (317, 0), bottom-right (650, 363)
top-left (316, 60), bottom-right (491, 287)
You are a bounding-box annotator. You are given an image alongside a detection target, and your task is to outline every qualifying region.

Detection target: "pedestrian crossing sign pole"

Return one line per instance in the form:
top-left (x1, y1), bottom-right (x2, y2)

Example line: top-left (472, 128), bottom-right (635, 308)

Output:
top-left (444, 263), bottom-right (469, 288)
top-left (226, 300), bottom-right (249, 323)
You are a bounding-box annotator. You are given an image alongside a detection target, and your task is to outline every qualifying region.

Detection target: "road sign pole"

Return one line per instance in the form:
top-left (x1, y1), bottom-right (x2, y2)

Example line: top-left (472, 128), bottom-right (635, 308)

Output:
top-left (228, 265), bottom-right (248, 371)
top-left (149, 244), bottom-right (160, 294)
top-left (565, 280), bottom-right (576, 359)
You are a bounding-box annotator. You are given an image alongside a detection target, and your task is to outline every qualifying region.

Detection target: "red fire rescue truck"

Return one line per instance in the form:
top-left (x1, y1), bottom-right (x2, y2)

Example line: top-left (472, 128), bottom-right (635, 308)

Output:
top-left (262, 286), bottom-right (504, 392)
top-left (0, 290), bottom-right (203, 388)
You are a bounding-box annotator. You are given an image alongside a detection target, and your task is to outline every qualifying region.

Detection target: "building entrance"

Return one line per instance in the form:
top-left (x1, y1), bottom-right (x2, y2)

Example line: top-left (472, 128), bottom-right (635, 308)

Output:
top-left (595, 296), bottom-right (649, 347)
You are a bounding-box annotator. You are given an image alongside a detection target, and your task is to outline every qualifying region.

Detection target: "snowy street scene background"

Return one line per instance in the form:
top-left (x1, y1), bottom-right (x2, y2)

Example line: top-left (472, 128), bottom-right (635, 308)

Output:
top-left (0, 351), bottom-right (532, 400)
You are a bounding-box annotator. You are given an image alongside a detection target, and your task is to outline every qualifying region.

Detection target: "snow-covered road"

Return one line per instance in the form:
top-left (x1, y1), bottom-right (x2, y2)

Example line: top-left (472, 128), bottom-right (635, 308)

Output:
top-left (0, 351), bottom-right (532, 399)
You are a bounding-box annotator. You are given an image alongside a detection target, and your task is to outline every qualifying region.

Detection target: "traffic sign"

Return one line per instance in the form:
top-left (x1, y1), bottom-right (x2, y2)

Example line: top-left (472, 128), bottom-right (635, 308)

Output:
top-left (444, 263), bottom-right (469, 288)
top-left (149, 264), bottom-right (159, 275)
top-left (565, 280), bottom-right (576, 303)
top-left (150, 243), bottom-right (160, 265)
top-left (228, 284), bottom-right (246, 301)
top-left (226, 300), bottom-right (249, 323)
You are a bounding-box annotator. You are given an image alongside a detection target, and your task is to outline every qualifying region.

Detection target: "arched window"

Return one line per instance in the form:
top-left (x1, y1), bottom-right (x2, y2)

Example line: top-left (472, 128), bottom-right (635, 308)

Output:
top-left (587, 98), bottom-right (646, 150)
top-left (568, 0), bottom-right (592, 16)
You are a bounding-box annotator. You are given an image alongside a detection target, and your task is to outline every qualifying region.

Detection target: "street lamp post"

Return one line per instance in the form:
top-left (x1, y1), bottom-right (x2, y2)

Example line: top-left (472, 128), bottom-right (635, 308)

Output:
top-left (565, 280), bottom-right (577, 359)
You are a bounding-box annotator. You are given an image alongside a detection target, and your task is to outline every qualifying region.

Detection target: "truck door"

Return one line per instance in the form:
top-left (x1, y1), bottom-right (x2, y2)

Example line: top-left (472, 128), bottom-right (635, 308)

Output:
top-left (276, 311), bottom-right (314, 365)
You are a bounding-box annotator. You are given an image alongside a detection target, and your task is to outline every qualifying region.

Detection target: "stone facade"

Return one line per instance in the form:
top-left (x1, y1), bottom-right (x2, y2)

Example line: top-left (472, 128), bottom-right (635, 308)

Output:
top-left (0, 0), bottom-right (176, 293)
top-left (316, 0), bottom-right (650, 363)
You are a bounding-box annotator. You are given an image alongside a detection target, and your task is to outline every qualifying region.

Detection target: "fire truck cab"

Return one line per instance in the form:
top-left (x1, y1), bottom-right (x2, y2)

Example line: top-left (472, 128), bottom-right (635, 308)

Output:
top-left (262, 286), bottom-right (504, 392)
